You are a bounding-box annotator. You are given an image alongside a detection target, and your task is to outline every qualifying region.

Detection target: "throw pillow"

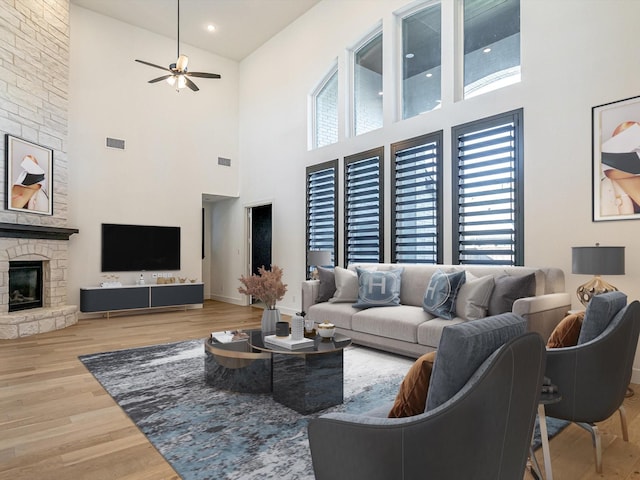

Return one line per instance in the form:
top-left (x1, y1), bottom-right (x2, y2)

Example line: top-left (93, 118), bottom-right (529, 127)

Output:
top-left (328, 266), bottom-right (360, 303)
top-left (352, 267), bottom-right (403, 309)
top-left (487, 273), bottom-right (536, 316)
top-left (315, 266), bottom-right (336, 303)
top-left (455, 272), bottom-right (495, 321)
top-left (388, 351), bottom-right (437, 418)
top-left (546, 311), bottom-right (585, 348)
top-left (422, 269), bottom-right (466, 320)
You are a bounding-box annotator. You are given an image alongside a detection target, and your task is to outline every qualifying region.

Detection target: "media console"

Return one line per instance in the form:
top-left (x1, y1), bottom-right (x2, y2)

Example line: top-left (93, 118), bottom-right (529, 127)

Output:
top-left (80, 283), bottom-right (204, 317)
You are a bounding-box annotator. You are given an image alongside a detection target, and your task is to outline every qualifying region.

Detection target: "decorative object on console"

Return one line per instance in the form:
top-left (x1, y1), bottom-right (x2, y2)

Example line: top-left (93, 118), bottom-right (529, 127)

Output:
top-left (291, 312), bottom-right (304, 340)
top-left (317, 322), bottom-right (335, 339)
top-left (307, 250), bottom-right (332, 280)
top-left (572, 244), bottom-right (625, 306)
top-left (5, 134), bottom-right (53, 215)
top-left (275, 321), bottom-right (289, 337)
top-left (592, 95), bottom-right (640, 221)
top-left (238, 265), bottom-right (287, 335)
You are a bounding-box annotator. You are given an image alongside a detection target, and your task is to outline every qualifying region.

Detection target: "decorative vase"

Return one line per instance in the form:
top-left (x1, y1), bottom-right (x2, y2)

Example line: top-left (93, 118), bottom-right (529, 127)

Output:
top-left (261, 308), bottom-right (281, 335)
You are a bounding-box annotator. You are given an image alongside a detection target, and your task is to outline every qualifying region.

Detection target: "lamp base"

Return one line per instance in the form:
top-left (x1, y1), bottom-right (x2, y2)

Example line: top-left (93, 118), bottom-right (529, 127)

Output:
top-left (576, 275), bottom-right (618, 307)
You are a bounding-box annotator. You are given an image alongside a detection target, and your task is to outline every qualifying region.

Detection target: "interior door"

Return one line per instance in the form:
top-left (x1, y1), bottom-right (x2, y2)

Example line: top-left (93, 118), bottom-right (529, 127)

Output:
top-left (250, 204), bottom-right (272, 303)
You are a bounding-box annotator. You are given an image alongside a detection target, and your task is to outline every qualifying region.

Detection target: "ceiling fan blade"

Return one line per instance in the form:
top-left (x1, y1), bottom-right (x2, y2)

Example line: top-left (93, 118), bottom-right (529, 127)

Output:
top-left (176, 54), bottom-right (189, 72)
top-left (135, 59), bottom-right (172, 72)
top-left (186, 72), bottom-right (221, 79)
top-left (149, 74), bottom-right (174, 83)
top-left (184, 76), bottom-right (199, 92)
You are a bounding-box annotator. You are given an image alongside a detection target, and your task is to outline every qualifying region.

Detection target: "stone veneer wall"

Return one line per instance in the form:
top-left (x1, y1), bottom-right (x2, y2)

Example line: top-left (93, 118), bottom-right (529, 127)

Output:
top-left (0, 1), bottom-right (77, 339)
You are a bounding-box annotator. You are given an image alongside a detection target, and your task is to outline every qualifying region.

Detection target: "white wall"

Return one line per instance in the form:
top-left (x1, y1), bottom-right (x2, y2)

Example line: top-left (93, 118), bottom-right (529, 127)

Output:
top-left (211, 0), bottom-right (640, 374)
top-left (67, 5), bottom-right (240, 305)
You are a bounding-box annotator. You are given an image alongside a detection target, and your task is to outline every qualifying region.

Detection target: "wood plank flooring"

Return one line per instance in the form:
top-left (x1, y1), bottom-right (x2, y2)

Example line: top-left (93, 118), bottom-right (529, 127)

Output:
top-left (0, 300), bottom-right (639, 479)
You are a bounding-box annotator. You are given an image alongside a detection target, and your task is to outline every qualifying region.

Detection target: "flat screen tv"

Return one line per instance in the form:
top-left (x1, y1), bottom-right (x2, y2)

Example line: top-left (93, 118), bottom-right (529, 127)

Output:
top-left (101, 223), bottom-right (180, 272)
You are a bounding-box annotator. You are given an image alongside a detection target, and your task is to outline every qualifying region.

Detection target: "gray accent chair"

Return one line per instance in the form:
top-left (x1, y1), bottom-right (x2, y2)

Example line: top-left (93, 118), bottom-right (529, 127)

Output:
top-left (544, 291), bottom-right (640, 473)
top-left (308, 313), bottom-right (546, 480)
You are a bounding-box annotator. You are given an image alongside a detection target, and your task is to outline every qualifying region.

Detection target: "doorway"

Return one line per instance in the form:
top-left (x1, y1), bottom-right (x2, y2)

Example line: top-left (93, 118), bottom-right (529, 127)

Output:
top-left (247, 203), bottom-right (272, 305)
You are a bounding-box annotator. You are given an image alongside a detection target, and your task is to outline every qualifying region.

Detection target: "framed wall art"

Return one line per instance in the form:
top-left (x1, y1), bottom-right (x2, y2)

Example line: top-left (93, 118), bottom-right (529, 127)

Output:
top-left (592, 95), bottom-right (640, 221)
top-left (5, 135), bottom-right (53, 216)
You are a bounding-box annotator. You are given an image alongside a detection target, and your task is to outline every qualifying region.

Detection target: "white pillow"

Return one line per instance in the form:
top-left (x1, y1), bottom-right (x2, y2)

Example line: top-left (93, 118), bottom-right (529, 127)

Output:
top-left (328, 266), bottom-right (359, 303)
top-left (455, 272), bottom-right (495, 320)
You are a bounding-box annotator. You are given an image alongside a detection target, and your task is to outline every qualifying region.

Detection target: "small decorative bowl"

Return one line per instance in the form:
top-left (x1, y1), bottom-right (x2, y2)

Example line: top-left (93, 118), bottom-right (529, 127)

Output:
top-left (317, 322), bottom-right (335, 339)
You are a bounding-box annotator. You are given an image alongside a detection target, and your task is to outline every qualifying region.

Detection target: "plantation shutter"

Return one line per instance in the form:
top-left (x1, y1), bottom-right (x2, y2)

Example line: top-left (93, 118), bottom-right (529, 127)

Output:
top-left (344, 148), bottom-right (384, 265)
top-left (453, 110), bottom-right (523, 266)
top-left (392, 133), bottom-right (442, 264)
top-left (306, 161), bottom-right (337, 273)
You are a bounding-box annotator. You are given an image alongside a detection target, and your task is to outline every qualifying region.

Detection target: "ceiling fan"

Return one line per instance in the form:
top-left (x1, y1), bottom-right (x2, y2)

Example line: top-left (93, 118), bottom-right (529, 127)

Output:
top-left (135, 0), bottom-right (221, 92)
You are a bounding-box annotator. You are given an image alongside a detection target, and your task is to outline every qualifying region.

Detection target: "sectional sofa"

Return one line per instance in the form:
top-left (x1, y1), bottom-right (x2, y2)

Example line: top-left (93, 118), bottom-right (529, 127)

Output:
top-left (302, 263), bottom-right (571, 358)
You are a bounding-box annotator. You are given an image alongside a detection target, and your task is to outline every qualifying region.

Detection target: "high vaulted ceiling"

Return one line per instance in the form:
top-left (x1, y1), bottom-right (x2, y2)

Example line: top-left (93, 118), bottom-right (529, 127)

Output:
top-left (70, 0), bottom-right (321, 61)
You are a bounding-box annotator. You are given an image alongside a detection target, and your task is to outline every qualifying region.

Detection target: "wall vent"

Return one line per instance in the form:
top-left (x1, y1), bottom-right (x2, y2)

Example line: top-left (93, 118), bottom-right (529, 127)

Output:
top-left (106, 137), bottom-right (125, 150)
top-left (218, 157), bottom-right (231, 167)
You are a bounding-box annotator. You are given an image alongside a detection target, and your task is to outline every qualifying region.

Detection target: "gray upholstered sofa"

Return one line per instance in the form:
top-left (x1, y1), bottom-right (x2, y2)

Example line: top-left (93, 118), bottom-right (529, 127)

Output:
top-left (302, 263), bottom-right (571, 358)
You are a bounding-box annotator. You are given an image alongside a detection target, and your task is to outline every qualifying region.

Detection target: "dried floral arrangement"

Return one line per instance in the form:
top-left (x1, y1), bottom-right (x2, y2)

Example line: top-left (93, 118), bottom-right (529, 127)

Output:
top-left (238, 265), bottom-right (288, 310)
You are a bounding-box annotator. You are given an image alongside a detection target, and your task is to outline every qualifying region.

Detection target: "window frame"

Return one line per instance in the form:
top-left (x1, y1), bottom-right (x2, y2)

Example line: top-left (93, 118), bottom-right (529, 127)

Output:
top-left (451, 108), bottom-right (524, 266)
top-left (391, 131), bottom-right (444, 264)
top-left (306, 160), bottom-right (338, 276)
top-left (344, 147), bottom-right (385, 265)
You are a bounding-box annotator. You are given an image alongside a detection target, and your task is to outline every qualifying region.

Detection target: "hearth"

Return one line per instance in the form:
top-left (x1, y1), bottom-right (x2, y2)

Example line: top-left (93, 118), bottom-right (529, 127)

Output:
top-left (9, 261), bottom-right (43, 312)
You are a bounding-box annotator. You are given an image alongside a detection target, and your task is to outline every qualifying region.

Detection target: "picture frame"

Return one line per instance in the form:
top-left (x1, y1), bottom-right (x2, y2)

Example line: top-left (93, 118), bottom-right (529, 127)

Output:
top-left (5, 134), bottom-right (53, 216)
top-left (592, 95), bottom-right (640, 221)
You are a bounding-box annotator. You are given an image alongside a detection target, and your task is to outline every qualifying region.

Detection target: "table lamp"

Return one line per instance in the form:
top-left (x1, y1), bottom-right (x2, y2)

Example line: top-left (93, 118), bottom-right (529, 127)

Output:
top-left (307, 250), bottom-right (332, 280)
top-left (572, 244), bottom-right (625, 306)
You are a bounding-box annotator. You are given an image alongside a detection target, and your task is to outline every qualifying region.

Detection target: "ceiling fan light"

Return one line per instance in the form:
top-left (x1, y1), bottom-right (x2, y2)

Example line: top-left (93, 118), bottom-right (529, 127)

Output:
top-left (176, 54), bottom-right (188, 71)
top-left (166, 76), bottom-right (177, 86)
top-left (177, 74), bottom-right (187, 89)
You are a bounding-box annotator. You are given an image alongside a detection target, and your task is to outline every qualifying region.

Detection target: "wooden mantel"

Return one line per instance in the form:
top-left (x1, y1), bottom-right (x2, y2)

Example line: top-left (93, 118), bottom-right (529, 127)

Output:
top-left (0, 223), bottom-right (79, 240)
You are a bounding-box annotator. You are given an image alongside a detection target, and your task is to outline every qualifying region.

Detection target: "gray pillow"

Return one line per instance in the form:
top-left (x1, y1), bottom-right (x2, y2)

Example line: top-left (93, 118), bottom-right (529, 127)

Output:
top-left (487, 273), bottom-right (536, 316)
top-left (578, 291), bottom-right (627, 344)
top-left (328, 266), bottom-right (359, 303)
top-left (316, 266), bottom-right (336, 303)
top-left (455, 272), bottom-right (495, 320)
top-left (352, 267), bottom-right (403, 309)
top-left (426, 312), bottom-right (526, 411)
top-left (422, 269), bottom-right (466, 320)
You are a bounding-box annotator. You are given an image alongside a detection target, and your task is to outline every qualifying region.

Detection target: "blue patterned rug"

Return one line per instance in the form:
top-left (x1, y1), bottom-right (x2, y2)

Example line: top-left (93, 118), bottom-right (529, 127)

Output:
top-left (79, 340), bottom-right (567, 479)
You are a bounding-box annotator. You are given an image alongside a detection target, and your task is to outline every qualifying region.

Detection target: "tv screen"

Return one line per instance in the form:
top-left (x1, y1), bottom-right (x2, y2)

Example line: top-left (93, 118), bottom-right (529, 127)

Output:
top-left (101, 223), bottom-right (181, 272)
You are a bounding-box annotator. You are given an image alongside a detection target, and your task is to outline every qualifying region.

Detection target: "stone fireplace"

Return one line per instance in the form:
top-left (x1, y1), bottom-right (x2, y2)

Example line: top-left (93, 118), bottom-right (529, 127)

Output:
top-left (9, 260), bottom-right (44, 312)
top-left (0, 224), bottom-right (79, 339)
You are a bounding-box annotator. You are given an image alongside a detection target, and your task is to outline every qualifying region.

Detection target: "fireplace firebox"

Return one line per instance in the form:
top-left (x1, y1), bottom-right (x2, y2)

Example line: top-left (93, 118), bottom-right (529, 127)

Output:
top-left (9, 261), bottom-right (43, 312)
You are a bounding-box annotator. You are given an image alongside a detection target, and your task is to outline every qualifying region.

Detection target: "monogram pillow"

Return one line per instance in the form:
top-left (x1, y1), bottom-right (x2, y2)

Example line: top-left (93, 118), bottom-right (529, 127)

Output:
top-left (352, 267), bottom-right (404, 309)
top-left (422, 269), bottom-right (466, 320)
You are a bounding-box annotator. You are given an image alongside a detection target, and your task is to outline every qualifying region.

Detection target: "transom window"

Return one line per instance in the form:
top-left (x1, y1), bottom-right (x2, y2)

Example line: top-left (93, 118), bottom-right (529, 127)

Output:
top-left (353, 31), bottom-right (383, 136)
top-left (312, 65), bottom-right (338, 149)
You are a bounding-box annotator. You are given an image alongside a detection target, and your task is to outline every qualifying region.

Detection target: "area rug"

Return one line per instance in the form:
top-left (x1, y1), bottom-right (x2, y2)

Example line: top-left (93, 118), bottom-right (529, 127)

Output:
top-left (79, 339), bottom-right (567, 480)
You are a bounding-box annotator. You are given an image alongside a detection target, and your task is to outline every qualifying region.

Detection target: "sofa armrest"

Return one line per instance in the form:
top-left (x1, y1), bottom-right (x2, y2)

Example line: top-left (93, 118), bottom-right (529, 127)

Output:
top-left (513, 293), bottom-right (571, 342)
top-left (302, 280), bottom-right (320, 313)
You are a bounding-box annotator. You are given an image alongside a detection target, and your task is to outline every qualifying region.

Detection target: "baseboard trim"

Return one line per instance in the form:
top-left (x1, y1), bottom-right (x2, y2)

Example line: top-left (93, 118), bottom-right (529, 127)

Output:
top-left (632, 368), bottom-right (640, 385)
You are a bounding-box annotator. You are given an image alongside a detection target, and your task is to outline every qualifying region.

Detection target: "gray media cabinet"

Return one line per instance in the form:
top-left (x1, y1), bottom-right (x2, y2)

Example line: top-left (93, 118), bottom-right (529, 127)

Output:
top-left (80, 283), bottom-right (204, 317)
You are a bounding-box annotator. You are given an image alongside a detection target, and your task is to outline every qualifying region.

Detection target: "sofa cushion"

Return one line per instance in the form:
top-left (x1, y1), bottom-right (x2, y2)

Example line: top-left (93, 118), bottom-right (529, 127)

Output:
top-left (417, 317), bottom-right (465, 348)
top-left (352, 305), bottom-right (429, 343)
top-left (353, 267), bottom-right (403, 309)
top-left (422, 269), bottom-right (466, 320)
top-left (316, 266), bottom-right (336, 303)
top-left (307, 302), bottom-right (358, 330)
top-left (487, 273), bottom-right (536, 316)
top-left (455, 272), bottom-right (495, 321)
top-left (388, 351), bottom-right (437, 418)
top-left (426, 312), bottom-right (527, 411)
top-left (329, 266), bottom-right (360, 303)
top-left (578, 291), bottom-right (627, 344)
top-left (547, 311), bottom-right (584, 348)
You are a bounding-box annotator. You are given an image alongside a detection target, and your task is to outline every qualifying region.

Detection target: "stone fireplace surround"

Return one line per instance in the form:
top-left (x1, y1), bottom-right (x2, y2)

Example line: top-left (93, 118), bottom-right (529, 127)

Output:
top-left (0, 223), bottom-right (79, 340)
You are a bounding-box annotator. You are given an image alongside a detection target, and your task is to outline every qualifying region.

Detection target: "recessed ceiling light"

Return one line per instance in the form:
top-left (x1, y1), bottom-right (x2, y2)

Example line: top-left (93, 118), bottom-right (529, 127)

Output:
top-left (425, 73), bottom-right (433, 78)
top-left (207, 24), bottom-right (216, 32)
top-left (405, 53), bottom-right (414, 59)
top-left (483, 47), bottom-right (491, 53)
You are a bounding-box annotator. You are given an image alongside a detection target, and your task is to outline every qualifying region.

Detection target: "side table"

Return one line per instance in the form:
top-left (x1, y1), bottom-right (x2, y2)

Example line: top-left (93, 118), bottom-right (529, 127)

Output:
top-left (529, 391), bottom-right (562, 480)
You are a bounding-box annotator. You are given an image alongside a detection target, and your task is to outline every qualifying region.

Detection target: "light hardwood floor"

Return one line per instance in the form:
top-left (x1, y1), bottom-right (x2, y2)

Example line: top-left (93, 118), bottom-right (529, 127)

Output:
top-left (1, 300), bottom-right (639, 480)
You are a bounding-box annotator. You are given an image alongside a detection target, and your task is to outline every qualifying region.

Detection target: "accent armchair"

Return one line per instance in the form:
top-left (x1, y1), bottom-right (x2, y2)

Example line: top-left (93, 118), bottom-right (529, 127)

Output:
top-left (544, 291), bottom-right (640, 473)
top-left (308, 313), bottom-right (546, 480)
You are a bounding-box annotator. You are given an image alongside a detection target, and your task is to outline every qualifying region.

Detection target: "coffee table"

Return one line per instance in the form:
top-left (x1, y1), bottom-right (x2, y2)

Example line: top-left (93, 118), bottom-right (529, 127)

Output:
top-left (249, 330), bottom-right (352, 414)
